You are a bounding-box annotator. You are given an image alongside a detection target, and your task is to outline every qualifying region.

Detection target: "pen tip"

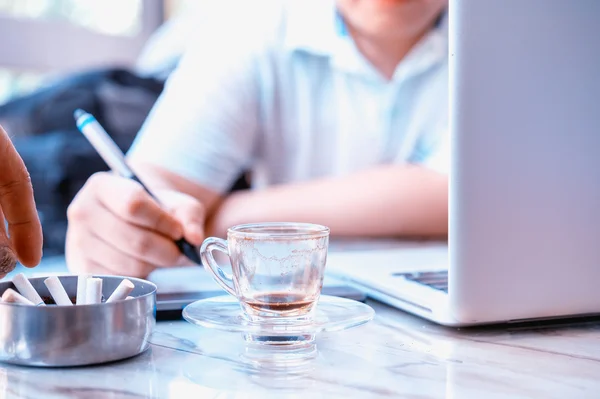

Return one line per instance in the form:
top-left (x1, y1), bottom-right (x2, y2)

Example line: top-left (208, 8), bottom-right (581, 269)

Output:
top-left (74, 109), bottom-right (86, 121)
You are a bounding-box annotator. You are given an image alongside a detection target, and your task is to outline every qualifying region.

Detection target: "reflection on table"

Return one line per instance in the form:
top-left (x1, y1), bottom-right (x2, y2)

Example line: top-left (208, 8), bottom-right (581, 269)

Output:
top-left (0, 299), bottom-right (599, 398)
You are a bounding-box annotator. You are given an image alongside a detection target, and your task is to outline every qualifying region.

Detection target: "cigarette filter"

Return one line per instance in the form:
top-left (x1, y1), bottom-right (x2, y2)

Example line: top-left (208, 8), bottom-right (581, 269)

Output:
top-left (44, 276), bottom-right (73, 306)
top-left (12, 273), bottom-right (45, 306)
top-left (85, 278), bottom-right (103, 304)
top-left (106, 279), bottom-right (134, 303)
top-left (1, 288), bottom-right (35, 305)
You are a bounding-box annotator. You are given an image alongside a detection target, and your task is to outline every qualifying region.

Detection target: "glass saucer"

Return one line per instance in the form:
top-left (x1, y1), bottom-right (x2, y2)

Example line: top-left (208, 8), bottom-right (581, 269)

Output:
top-left (182, 295), bottom-right (374, 349)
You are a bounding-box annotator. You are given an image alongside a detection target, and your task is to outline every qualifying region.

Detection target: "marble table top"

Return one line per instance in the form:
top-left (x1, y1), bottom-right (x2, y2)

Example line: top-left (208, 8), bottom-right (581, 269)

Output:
top-left (1, 298), bottom-right (599, 399)
top-left (2, 238), bottom-right (600, 399)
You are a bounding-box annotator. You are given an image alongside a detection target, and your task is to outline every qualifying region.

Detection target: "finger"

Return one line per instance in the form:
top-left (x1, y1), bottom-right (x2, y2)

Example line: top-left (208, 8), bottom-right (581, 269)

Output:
top-left (159, 192), bottom-right (206, 246)
top-left (174, 254), bottom-right (197, 267)
top-left (66, 229), bottom-right (112, 276)
top-left (174, 210), bottom-right (205, 246)
top-left (83, 172), bottom-right (183, 240)
top-left (67, 256), bottom-right (114, 277)
top-left (67, 228), bottom-right (156, 278)
top-left (0, 125), bottom-right (42, 267)
top-left (80, 200), bottom-right (181, 268)
top-left (85, 232), bottom-right (156, 278)
top-left (70, 256), bottom-right (138, 279)
top-left (0, 244), bottom-right (16, 279)
top-left (0, 208), bottom-right (16, 277)
top-left (0, 207), bottom-right (7, 241)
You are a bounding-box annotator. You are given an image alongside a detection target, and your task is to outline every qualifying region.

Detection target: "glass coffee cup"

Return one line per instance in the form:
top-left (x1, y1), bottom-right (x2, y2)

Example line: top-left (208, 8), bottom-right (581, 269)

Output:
top-left (200, 222), bottom-right (330, 322)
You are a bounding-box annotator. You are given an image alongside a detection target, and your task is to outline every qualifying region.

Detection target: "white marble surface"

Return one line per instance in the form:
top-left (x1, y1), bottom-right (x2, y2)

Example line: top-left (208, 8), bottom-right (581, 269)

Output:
top-left (3, 239), bottom-right (600, 399)
top-left (1, 299), bottom-right (599, 399)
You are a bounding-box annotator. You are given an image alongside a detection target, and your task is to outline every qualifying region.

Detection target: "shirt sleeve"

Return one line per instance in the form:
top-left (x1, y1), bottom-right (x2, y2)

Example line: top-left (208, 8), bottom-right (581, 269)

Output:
top-left (409, 126), bottom-right (450, 175)
top-left (403, 58), bottom-right (450, 175)
top-left (127, 14), bottom-right (262, 194)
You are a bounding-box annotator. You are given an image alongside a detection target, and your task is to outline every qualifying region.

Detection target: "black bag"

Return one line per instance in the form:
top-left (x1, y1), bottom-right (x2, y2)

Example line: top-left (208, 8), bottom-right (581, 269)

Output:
top-left (0, 68), bottom-right (164, 139)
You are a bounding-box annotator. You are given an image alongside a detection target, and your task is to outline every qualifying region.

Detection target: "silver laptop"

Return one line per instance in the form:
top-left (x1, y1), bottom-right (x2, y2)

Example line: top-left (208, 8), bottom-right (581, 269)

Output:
top-left (327, 0), bottom-right (600, 326)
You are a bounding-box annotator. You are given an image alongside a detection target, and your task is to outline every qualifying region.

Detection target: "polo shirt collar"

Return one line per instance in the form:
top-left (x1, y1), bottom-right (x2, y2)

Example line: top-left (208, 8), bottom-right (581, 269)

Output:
top-left (392, 12), bottom-right (448, 82)
top-left (284, 0), bottom-right (448, 83)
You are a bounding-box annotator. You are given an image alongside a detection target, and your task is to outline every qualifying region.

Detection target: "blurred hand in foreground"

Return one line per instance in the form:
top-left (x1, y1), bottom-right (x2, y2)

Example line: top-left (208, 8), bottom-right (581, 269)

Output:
top-left (0, 124), bottom-right (43, 278)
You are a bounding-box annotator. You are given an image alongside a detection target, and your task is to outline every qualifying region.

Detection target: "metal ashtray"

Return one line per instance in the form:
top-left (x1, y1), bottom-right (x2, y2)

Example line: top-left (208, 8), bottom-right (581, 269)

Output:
top-left (0, 275), bottom-right (156, 367)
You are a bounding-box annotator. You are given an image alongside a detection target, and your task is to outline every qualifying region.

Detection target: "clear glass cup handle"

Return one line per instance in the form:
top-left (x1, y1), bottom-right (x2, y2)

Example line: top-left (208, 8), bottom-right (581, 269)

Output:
top-left (199, 237), bottom-right (236, 297)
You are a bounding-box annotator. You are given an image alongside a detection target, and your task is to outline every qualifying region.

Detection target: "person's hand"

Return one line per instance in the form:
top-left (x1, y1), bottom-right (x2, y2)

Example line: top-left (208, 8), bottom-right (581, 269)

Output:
top-left (0, 124), bottom-right (43, 278)
top-left (66, 172), bottom-right (206, 278)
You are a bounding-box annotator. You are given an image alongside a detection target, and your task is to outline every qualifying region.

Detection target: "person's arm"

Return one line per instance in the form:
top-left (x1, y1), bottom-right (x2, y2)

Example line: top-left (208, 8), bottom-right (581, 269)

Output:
top-left (208, 164), bottom-right (448, 238)
top-left (66, 7), bottom-right (264, 277)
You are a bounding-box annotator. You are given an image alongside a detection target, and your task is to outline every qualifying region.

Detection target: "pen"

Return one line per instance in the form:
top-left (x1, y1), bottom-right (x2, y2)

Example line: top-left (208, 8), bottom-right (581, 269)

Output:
top-left (74, 109), bottom-right (203, 266)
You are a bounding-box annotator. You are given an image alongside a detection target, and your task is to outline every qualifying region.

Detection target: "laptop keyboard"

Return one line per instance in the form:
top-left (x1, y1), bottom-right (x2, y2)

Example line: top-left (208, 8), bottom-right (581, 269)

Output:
top-left (394, 271), bottom-right (448, 293)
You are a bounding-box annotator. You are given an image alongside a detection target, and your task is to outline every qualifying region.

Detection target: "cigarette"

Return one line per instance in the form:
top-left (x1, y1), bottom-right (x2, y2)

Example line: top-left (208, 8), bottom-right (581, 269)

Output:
top-left (76, 274), bottom-right (89, 305)
top-left (44, 276), bottom-right (73, 306)
top-left (85, 277), bottom-right (103, 304)
top-left (12, 273), bottom-right (45, 306)
top-left (1, 288), bottom-right (35, 305)
top-left (105, 279), bottom-right (134, 303)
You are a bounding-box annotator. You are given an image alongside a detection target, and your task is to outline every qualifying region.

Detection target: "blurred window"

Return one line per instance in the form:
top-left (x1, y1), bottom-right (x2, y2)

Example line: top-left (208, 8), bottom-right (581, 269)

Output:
top-left (0, 0), bottom-right (143, 36)
top-left (0, 0), bottom-right (164, 104)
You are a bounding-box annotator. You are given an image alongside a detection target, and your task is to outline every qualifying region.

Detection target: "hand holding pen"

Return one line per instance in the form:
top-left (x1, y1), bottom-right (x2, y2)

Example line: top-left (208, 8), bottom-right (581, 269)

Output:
top-left (65, 109), bottom-right (205, 278)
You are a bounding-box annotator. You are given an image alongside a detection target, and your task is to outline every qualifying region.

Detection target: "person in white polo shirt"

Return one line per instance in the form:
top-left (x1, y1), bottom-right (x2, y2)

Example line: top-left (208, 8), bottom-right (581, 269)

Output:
top-left (66, 0), bottom-right (450, 277)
